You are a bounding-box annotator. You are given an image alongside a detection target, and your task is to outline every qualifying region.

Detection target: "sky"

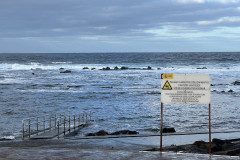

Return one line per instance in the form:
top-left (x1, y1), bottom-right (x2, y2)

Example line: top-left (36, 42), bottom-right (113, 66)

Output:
top-left (1, 0), bottom-right (240, 53)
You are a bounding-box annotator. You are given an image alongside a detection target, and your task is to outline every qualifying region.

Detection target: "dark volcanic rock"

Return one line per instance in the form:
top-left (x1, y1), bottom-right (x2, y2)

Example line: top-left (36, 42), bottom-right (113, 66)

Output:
top-left (105, 67), bottom-right (110, 70)
top-left (197, 67), bottom-right (207, 69)
top-left (165, 138), bottom-right (240, 156)
top-left (193, 141), bottom-right (207, 147)
top-left (163, 128), bottom-right (176, 133)
top-left (60, 70), bottom-right (71, 73)
top-left (86, 130), bottom-right (109, 136)
top-left (121, 66), bottom-right (128, 70)
top-left (228, 89), bottom-right (234, 92)
top-left (86, 130), bottom-right (139, 136)
top-left (226, 148), bottom-right (240, 156)
top-left (233, 81), bottom-right (240, 85)
top-left (110, 130), bottom-right (139, 135)
top-left (212, 138), bottom-right (226, 146)
top-left (101, 67), bottom-right (111, 70)
top-left (83, 67), bottom-right (89, 69)
top-left (147, 66), bottom-right (152, 70)
top-left (114, 66), bottom-right (119, 70)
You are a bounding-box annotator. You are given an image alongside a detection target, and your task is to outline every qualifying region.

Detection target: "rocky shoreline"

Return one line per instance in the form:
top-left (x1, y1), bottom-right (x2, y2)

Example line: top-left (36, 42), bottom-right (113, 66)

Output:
top-left (147, 138), bottom-right (240, 157)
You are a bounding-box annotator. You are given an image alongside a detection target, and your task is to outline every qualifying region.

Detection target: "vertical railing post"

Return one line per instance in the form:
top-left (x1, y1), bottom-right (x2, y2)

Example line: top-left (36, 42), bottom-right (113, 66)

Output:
top-left (90, 111), bottom-right (91, 121)
top-left (82, 113), bottom-right (85, 123)
top-left (28, 119), bottom-right (31, 140)
top-left (37, 117), bottom-right (39, 136)
top-left (57, 119), bottom-right (60, 139)
top-left (79, 113), bottom-right (81, 126)
top-left (49, 115), bottom-right (51, 130)
top-left (43, 116), bottom-right (45, 133)
top-left (74, 114), bottom-right (76, 130)
top-left (55, 114), bottom-right (56, 129)
top-left (69, 112), bottom-right (70, 133)
top-left (64, 115), bottom-right (66, 135)
top-left (60, 114), bottom-right (62, 124)
top-left (22, 120), bottom-right (25, 140)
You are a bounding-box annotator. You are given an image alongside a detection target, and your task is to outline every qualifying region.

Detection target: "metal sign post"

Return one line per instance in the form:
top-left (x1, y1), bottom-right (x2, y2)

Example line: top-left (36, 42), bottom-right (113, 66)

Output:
top-left (160, 74), bottom-right (211, 154)
top-left (160, 102), bottom-right (163, 152)
top-left (209, 103), bottom-right (211, 154)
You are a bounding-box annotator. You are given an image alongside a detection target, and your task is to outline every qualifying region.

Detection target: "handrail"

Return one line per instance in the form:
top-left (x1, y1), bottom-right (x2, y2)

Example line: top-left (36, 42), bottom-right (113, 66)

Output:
top-left (22, 111), bottom-right (92, 140)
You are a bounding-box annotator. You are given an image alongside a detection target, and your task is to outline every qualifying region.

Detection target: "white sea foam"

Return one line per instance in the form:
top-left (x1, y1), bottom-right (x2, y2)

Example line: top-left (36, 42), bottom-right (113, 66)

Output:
top-left (1, 136), bottom-right (15, 140)
top-left (51, 62), bottom-right (73, 64)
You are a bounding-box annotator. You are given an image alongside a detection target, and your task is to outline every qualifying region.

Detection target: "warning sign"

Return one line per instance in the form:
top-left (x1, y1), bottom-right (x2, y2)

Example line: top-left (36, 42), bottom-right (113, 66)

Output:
top-left (161, 74), bottom-right (211, 104)
top-left (162, 81), bottom-right (172, 90)
top-left (161, 74), bottom-right (173, 79)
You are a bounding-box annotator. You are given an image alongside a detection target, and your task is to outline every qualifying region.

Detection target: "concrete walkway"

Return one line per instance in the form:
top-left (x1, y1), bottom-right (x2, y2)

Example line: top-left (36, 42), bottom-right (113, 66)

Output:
top-left (1, 132), bottom-right (240, 159)
top-left (0, 146), bottom-right (239, 160)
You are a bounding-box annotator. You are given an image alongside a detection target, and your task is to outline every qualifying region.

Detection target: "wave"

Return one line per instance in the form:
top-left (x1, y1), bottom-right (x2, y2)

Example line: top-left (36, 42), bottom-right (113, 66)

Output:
top-left (0, 136), bottom-right (15, 141)
top-left (0, 62), bottom-right (240, 72)
top-left (51, 62), bottom-right (73, 64)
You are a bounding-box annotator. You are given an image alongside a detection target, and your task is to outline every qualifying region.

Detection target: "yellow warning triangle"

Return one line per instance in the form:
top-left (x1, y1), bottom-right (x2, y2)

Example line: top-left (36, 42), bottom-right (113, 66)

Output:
top-left (162, 81), bottom-right (172, 90)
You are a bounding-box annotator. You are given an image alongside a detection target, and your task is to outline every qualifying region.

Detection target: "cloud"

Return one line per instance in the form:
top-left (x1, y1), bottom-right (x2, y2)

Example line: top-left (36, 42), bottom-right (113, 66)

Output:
top-left (1, 0), bottom-right (240, 52)
top-left (197, 16), bottom-right (240, 25)
top-left (215, 0), bottom-right (238, 4)
top-left (175, 0), bottom-right (239, 4)
top-left (176, 0), bottom-right (205, 3)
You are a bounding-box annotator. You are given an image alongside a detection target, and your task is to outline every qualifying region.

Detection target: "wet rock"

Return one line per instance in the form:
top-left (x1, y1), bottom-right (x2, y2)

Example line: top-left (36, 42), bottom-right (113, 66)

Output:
top-left (211, 139), bottom-right (233, 152)
top-left (163, 128), bottom-right (176, 133)
top-left (59, 67), bottom-right (64, 70)
top-left (86, 130), bottom-right (109, 136)
top-left (193, 141), bottom-right (208, 149)
top-left (211, 143), bottom-right (223, 152)
top-left (101, 67), bottom-right (111, 70)
top-left (114, 66), bottom-right (119, 70)
top-left (91, 68), bottom-right (96, 70)
top-left (147, 66), bottom-right (152, 70)
top-left (86, 130), bottom-right (139, 136)
top-left (233, 81), bottom-right (240, 85)
top-left (157, 68), bottom-right (161, 70)
top-left (110, 130), bottom-right (139, 135)
top-left (228, 89), bottom-right (233, 92)
top-left (83, 67), bottom-right (89, 69)
top-left (105, 67), bottom-right (110, 70)
top-left (226, 148), bottom-right (240, 156)
top-left (166, 138), bottom-right (240, 156)
top-left (60, 70), bottom-right (71, 73)
top-left (197, 67), bottom-right (207, 69)
top-left (212, 138), bottom-right (229, 146)
top-left (121, 66), bottom-right (128, 70)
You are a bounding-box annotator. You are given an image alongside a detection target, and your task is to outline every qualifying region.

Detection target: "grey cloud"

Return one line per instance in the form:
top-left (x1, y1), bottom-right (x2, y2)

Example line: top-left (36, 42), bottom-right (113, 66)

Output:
top-left (0, 0), bottom-right (240, 39)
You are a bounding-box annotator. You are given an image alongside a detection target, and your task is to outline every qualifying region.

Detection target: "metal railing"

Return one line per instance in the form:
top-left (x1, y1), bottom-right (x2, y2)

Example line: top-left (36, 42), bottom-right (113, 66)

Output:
top-left (22, 111), bottom-right (92, 140)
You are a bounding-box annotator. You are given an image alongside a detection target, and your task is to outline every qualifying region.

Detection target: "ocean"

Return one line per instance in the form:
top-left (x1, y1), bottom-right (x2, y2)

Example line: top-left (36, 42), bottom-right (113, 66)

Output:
top-left (0, 52), bottom-right (239, 139)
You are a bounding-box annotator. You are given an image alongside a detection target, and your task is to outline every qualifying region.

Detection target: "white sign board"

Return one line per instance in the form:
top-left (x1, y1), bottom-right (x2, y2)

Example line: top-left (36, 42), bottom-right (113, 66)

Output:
top-left (161, 74), bottom-right (211, 104)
